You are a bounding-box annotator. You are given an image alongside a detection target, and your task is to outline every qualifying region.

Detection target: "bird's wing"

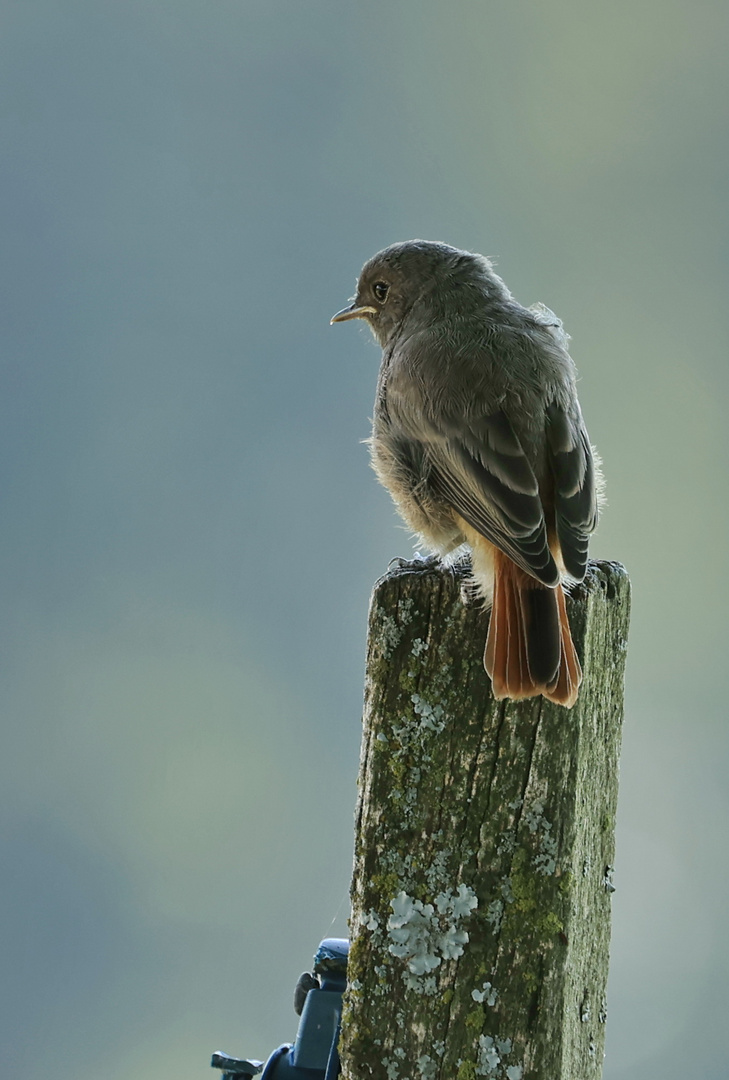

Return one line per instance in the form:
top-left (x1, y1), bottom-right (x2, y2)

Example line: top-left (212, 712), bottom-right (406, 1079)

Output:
top-left (426, 410), bottom-right (560, 587)
top-left (545, 401), bottom-right (598, 581)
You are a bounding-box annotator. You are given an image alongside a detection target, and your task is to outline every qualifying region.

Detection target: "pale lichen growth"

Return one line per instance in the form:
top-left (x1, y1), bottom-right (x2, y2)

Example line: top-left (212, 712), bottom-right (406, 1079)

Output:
top-left (474, 1034), bottom-right (523, 1079)
top-left (403, 971), bottom-right (438, 996)
top-left (500, 878), bottom-right (515, 904)
top-left (485, 898), bottom-right (504, 932)
top-left (411, 637), bottom-right (429, 656)
top-left (378, 613), bottom-right (403, 658)
top-left (417, 1054), bottom-right (437, 1080)
top-left (524, 799), bottom-right (558, 876)
top-left (424, 845), bottom-right (453, 893)
top-left (386, 885), bottom-right (478, 992)
top-left (398, 598), bottom-right (415, 624)
top-left (383, 1057), bottom-right (400, 1080)
top-left (385, 695), bottom-right (448, 821)
top-left (496, 829), bottom-right (516, 858)
top-left (410, 694), bottom-right (446, 733)
top-left (363, 909), bottom-right (381, 932)
top-left (471, 981), bottom-right (498, 1006)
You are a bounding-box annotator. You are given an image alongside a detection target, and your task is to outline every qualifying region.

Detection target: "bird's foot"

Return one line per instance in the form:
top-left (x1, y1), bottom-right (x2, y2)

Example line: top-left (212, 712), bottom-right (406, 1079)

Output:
top-left (388, 552), bottom-right (441, 572)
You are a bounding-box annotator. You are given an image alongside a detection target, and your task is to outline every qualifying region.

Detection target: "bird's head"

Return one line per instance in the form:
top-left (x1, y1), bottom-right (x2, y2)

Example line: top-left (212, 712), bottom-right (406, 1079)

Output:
top-left (331, 239), bottom-right (496, 347)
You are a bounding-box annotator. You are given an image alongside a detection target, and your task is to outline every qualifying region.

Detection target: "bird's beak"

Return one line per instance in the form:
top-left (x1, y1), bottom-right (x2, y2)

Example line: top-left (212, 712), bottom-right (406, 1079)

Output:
top-left (330, 303), bottom-right (377, 325)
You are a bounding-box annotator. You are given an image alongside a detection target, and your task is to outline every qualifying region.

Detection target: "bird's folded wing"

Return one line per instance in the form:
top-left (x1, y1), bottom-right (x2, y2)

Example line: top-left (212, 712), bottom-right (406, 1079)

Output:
top-left (545, 401), bottom-right (598, 581)
top-left (427, 411), bottom-right (560, 587)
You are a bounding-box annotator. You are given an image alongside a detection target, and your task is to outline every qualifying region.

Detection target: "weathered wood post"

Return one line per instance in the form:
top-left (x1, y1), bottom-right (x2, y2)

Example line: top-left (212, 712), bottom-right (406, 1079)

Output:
top-left (340, 557), bottom-right (630, 1080)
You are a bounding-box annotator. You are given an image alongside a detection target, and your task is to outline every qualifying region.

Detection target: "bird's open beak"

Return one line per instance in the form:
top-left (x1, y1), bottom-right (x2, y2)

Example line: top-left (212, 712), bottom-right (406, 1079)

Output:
top-left (330, 303), bottom-right (377, 324)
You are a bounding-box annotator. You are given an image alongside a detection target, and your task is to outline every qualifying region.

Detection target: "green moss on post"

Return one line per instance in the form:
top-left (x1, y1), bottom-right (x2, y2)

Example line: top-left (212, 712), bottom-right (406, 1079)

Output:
top-left (340, 558), bottom-right (630, 1080)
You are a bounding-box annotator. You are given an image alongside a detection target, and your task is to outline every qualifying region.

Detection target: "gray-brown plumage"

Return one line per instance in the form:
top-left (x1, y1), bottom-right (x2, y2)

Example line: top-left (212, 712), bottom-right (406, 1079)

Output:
top-left (331, 240), bottom-right (601, 707)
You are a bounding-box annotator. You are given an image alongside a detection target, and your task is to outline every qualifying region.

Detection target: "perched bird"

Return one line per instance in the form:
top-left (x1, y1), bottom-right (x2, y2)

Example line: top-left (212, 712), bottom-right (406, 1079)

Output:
top-left (331, 240), bottom-right (601, 708)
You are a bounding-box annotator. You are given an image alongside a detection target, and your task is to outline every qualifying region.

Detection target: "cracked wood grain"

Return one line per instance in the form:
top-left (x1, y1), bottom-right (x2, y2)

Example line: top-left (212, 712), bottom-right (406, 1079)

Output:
top-left (341, 557), bottom-right (630, 1080)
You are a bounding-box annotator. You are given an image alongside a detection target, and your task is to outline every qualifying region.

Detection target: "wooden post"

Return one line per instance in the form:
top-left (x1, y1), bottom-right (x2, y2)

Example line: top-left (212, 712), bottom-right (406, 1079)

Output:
top-left (340, 557), bottom-right (630, 1080)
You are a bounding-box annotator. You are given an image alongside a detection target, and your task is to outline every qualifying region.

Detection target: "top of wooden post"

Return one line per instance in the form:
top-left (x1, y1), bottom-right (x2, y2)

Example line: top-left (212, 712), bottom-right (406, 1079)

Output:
top-left (342, 556), bottom-right (630, 1080)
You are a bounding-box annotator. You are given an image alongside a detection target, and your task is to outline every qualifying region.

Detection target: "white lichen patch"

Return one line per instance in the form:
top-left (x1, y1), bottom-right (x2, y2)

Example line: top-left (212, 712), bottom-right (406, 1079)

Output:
top-left (424, 845), bottom-right (453, 893)
top-left (471, 981), bottom-right (498, 1006)
top-left (386, 884), bottom-right (478, 992)
top-left (496, 828), bottom-right (516, 858)
top-left (417, 1054), bottom-right (437, 1079)
top-left (411, 637), bottom-right (429, 656)
top-left (383, 1057), bottom-right (400, 1079)
top-left (398, 598), bottom-right (415, 625)
top-left (387, 696), bottom-right (447, 821)
top-left (477, 1034), bottom-right (501, 1075)
top-left (378, 614), bottom-right (404, 658)
top-left (410, 694), bottom-right (446, 734)
top-left (380, 848), bottom-right (415, 881)
top-left (475, 1034), bottom-right (523, 1078)
top-left (364, 909), bottom-right (381, 932)
top-left (524, 799), bottom-right (558, 876)
top-left (485, 898), bottom-right (504, 932)
top-left (402, 971), bottom-right (438, 995)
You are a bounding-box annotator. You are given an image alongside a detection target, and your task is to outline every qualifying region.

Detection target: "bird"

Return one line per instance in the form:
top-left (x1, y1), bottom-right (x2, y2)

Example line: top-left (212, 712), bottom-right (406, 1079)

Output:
top-left (331, 240), bottom-right (601, 708)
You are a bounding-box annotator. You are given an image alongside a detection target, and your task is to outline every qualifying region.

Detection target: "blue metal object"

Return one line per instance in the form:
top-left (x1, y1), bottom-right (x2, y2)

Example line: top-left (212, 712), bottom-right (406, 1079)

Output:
top-left (211, 938), bottom-right (348, 1080)
top-left (210, 1053), bottom-right (263, 1078)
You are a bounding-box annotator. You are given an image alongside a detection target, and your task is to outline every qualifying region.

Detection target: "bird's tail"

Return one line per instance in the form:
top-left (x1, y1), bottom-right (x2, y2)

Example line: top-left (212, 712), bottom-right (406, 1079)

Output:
top-left (483, 550), bottom-right (581, 708)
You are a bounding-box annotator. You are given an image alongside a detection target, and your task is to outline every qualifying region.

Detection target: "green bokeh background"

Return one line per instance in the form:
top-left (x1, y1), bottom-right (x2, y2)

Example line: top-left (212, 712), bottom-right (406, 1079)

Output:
top-left (1, 2), bottom-right (727, 1077)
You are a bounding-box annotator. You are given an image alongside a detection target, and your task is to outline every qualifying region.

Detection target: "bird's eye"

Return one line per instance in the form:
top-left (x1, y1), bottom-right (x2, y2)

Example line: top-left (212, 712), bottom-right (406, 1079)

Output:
top-left (373, 281), bottom-right (389, 303)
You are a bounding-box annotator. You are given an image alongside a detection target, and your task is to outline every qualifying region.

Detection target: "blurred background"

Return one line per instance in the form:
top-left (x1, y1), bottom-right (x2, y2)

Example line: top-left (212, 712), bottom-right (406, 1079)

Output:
top-left (0, 1), bottom-right (727, 1077)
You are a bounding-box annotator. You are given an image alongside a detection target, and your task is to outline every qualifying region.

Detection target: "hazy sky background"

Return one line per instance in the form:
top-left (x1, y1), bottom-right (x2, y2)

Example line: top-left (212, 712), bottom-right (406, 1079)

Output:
top-left (1, 2), bottom-right (728, 1078)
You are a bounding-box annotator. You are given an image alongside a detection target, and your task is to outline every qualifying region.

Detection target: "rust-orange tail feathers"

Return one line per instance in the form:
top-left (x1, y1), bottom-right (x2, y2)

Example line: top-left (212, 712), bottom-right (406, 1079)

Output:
top-left (484, 549), bottom-right (581, 708)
